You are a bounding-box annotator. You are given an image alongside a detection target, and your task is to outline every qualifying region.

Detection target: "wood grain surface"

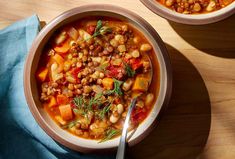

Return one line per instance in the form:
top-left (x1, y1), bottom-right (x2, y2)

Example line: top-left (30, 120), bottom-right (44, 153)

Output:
top-left (1, 0), bottom-right (235, 159)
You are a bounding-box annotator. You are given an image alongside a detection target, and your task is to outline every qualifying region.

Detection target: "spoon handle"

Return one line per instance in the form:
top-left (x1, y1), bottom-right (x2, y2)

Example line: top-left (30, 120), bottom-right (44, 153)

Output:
top-left (116, 97), bottom-right (137, 159)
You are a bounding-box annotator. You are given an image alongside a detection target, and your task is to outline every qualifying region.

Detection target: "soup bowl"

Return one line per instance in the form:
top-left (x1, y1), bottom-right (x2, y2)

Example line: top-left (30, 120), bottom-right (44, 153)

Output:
top-left (24, 4), bottom-right (172, 152)
top-left (141, 0), bottom-right (235, 25)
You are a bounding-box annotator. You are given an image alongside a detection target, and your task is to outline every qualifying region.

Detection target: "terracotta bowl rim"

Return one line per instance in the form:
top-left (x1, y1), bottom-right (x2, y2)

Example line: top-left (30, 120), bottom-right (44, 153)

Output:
top-left (140, 0), bottom-right (235, 25)
top-left (23, 4), bottom-right (172, 153)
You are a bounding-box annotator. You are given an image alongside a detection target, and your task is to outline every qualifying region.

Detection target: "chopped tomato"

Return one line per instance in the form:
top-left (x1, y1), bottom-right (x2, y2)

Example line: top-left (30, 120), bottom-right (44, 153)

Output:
top-left (106, 65), bottom-right (124, 79)
top-left (71, 67), bottom-right (81, 83)
top-left (57, 94), bottom-right (69, 105)
top-left (131, 108), bottom-right (147, 124)
top-left (86, 25), bottom-right (96, 35)
top-left (130, 58), bottom-right (142, 70)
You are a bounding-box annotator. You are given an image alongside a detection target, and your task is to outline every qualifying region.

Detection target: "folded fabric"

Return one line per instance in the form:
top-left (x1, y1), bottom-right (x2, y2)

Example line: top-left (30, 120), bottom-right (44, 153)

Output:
top-left (0, 15), bottom-right (114, 159)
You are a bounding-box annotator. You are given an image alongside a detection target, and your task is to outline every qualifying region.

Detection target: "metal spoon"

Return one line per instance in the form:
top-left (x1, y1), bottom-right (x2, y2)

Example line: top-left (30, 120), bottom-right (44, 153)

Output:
top-left (116, 97), bottom-right (137, 159)
top-left (116, 55), bottom-right (153, 159)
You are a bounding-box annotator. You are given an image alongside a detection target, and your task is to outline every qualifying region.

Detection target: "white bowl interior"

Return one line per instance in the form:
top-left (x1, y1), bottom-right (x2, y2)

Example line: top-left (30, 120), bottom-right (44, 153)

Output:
top-left (32, 11), bottom-right (168, 149)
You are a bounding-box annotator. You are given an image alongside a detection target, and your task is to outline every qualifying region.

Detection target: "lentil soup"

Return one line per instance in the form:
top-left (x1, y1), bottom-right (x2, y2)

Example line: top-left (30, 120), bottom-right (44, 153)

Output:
top-left (36, 17), bottom-right (160, 142)
top-left (156, 0), bottom-right (234, 14)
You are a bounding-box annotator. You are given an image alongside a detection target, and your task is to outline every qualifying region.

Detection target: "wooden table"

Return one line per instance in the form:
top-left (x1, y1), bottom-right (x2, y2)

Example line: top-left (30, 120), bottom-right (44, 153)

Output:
top-left (1, 0), bottom-right (235, 159)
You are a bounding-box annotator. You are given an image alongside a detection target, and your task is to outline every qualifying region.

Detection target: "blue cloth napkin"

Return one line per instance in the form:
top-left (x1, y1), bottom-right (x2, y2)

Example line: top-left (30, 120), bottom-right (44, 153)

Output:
top-left (0, 15), bottom-right (114, 159)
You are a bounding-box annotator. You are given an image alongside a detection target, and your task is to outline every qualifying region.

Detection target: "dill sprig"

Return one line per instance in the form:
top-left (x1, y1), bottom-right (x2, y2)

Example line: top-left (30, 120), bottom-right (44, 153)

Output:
top-left (91, 20), bottom-right (112, 39)
top-left (106, 79), bottom-right (123, 96)
top-left (99, 128), bottom-right (120, 143)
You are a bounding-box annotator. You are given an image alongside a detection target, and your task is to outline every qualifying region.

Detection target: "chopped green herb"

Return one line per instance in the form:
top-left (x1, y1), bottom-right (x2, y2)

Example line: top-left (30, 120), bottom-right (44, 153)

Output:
top-left (98, 99), bottom-right (114, 119)
top-left (99, 129), bottom-right (120, 143)
top-left (125, 63), bottom-right (135, 77)
top-left (73, 96), bottom-right (84, 108)
top-left (106, 79), bottom-right (123, 96)
top-left (91, 20), bottom-right (112, 39)
top-left (62, 120), bottom-right (78, 129)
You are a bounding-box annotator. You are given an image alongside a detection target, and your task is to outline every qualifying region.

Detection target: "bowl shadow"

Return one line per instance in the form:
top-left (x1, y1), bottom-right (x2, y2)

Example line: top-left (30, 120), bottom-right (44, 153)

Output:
top-left (127, 44), bottom-right (211, 159)
top-left (168, 14), bottom-right (235, 58)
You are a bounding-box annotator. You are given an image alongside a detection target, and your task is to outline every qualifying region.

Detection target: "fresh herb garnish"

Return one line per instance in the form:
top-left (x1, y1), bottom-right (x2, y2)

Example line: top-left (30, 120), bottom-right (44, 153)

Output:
top-left (99, 128), bottom-right (120, 143)
top-left (73, 96), bottom-right (84, 108)
top-left (106, 79), bottom-right (124, 96)
top-left (91, 20), bottom-right (112, 39)
top-left (62, 120), bottom-right (79, 129)
top-left (125, 63), bottom-right (135, 77)
top-left (97, 99), bottom-right (114, 119)
top-left (87, 93), bottom-right (103, 110)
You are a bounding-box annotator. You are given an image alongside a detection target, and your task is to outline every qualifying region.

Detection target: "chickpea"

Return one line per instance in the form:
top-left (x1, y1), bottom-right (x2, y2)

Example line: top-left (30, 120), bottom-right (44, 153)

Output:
top-left (76, 89), bottom-right (82, 95)
top-left (97, 79), bottom-right (102, 85)
top-left (71, 58), bottom-right (77, 64)
top-left (110, 39), bottom-right (119, 47)
top-left (206, 1), bottom-right (216, 12)
top-left (145, 93), bottom-right (154, 106)
top-left (99, 72), bottom-right (105, 78)
top-left (67, 90), bottom-right (73, 97)
top-left (140, 43), bottom-right (152, 52)
top-left (133, 37), bottom-right (140, 44)
top-left (69, 40), bottom-right (77, 47)
top-left (81, 78), bottom-right (87, 85)
top-left (77, 72), bottom-right (82, 79)
top-left (121, 25), bottom-right (128, 32)
top-left (115, 34), bottom-right (125, 44)
top-left (193, 3), bottom-right (201, 12)
top-left (94, 71), bottom-right (100, 77)
top-left (109, 114), bottom-right (119, 123)
top-left (117, 45), bottom-right (126, 53)
top-left (68, 83), bottom-right (74, 90)
top-left (82, 69), bottom-right (89, 76)
top-left (83, 86), bottom-right (92, 94)
top-left (165, 0), bottom-right (174, 6)
top-left (67, 54), bottom-right (73, 60)
top-left (117, 104), bottom-right (124, 114)
top-left (76, 61), bottom-right (82, 68)
top-left (77, 84), bottom-right (82, 88)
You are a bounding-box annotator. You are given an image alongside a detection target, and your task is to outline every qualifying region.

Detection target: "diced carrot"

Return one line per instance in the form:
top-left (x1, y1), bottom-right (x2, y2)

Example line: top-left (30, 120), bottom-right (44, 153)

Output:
top-left (54, 39), bottom-right (70, 53)
top-left (56, 94), bottom-right (69, 105)
top-left (102, 78), bottom-right (114, 90)
top-left (37, 68), bottom-right (48, 82)
top-left (59, 104), bottom-right (73, 120)
top-left (132, 75), bottom-right (149, 92)
top-left (52, 54), bottom-right (64, 73)
top-left (48, 96), bottom-right (57, 108)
